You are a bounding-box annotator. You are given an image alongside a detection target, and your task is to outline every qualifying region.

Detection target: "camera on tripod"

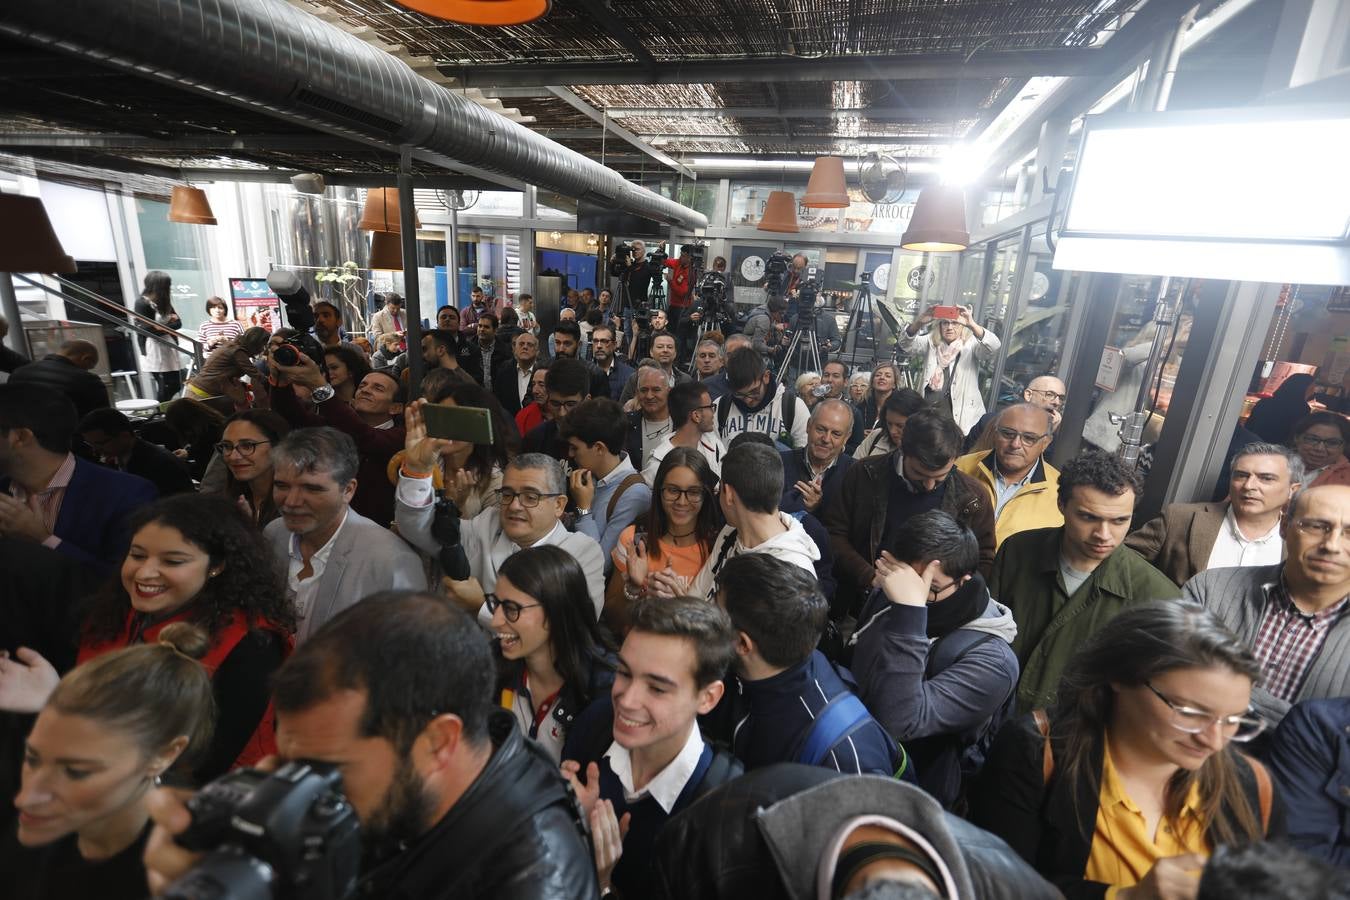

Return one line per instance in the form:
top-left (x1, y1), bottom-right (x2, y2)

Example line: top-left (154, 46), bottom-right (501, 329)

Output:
top-left (764, 252), bottom-right (793, 300)
top-left (163, 760), bottom-right (361, 900)
top-left (647, 248), bottom-right (668, 270)
top-left (609, 243), bottom-right (634, 277)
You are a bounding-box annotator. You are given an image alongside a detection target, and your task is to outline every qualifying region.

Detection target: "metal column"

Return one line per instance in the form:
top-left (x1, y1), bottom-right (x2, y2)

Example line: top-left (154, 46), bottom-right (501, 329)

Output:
top-left (0, 273), bottom-right (28, 356)
top-left (398, 149), bottom-right (424, 400)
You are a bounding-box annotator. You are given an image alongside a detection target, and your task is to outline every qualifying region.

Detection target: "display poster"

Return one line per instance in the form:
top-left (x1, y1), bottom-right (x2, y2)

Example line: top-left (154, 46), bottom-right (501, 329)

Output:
top-left (229, 278), bottom-right (282, 333)
top-left (1095, 346), bottom-right (1125, 392)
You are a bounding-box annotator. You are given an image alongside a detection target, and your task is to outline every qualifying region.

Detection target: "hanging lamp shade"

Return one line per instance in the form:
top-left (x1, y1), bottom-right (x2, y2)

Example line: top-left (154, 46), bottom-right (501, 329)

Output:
top-left (368, 232), bottom-right (404, 271)
top-left (168, 186), bottom-right (217, 225)
top-left (900, 185), bottom-right (969, 252)
top-left (359, 188), bottom-right (421, 234)
top-left (757, 190), bottom-right (800, 233)
top-left (394, 0), bottom-right (550, 25)
top-left (802, 157), bottom-right (850, 208)
top-left (0, 195), bottom-right (76, 273)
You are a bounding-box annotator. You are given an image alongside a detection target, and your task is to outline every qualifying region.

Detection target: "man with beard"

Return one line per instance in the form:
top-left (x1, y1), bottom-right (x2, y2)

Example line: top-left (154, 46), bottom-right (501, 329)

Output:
top-left (590, 323), bottom-right (633, 402)
top-left (620, 331), bottom-right (690, 404)
top-left (550, 320), bottom-right (610, 400)
top-left (143, 591), bottom-right (598, 899)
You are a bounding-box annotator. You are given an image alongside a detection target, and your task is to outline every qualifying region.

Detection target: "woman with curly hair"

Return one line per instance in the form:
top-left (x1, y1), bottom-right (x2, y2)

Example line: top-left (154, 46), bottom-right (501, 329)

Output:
top-left (0, 494), bottom-right (293, 782)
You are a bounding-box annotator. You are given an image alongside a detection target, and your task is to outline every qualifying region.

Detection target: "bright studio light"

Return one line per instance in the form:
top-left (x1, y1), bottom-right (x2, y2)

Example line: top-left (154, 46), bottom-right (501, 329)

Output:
top-left (939, 145), bottom-right (984, 187)
top-left (1064, 112), bottom-right (1350, 241)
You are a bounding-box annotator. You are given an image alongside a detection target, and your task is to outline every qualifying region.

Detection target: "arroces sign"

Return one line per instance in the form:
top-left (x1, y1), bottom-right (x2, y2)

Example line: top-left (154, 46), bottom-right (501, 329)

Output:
top-left (729, 183), bottom-right (920, 234)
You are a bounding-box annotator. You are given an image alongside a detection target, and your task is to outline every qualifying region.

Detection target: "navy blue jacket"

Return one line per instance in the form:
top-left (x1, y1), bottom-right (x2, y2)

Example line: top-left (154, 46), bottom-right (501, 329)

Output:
top-left (778, 448), bottom-right (854, 518)
top-left (1266, 697), bottom-right (1350, 866)
top-left (1, 457), bottom-right (157, 569)
top-left (701, 371), bottom-right (730, 401)
top-left (728, 650), bottom-right (903, 777)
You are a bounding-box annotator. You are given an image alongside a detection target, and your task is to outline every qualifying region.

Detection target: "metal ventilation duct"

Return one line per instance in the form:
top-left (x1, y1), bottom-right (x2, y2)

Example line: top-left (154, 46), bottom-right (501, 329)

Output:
top-left (0, 0), bottom-right (706, 231)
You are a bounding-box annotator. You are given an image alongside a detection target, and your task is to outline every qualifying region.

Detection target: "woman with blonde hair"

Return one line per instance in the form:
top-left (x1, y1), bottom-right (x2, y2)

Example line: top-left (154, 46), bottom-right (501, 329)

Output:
top-left (899, 304), bottom-right (1001, 434)
top-left (5, 623), bottom-right (215, 899)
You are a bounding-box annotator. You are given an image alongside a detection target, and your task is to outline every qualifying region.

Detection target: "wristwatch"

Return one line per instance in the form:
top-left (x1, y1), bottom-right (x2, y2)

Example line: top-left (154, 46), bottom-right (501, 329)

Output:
top-left (574, 507), bottom-right (591, 517)
top-left (311, 384), bottom-right (336, 403)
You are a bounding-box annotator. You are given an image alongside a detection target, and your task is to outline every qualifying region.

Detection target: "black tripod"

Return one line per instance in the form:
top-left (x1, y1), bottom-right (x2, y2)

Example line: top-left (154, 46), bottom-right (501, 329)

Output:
top-left (776, 315), bottom-right (823, 383)
top-left (840, 278), bottom-right (882, 367)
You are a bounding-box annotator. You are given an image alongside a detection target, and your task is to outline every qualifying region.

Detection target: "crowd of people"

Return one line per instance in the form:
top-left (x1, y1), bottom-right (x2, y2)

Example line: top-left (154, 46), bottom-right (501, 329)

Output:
top-left (0, 273), bottom-right (1347, 900)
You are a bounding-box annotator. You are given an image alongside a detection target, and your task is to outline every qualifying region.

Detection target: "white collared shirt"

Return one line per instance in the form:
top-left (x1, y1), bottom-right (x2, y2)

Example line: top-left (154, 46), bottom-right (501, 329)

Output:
top-left (516, 366), bottom-right (532, 404)
top-left (1206, 507), bottom-right (1284, 571)
top-left (640, 416), bottom-right (673, 468)
top-left (603, 723), bottom-right (704, 813)
top-left (642, 430), bottom-right (725, 485)
top-left (287, 510), bottom-right (349, 630)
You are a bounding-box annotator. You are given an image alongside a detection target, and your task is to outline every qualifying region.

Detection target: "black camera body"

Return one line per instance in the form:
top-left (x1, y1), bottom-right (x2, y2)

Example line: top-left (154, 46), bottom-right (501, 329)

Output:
top-left (264, 271), bottom-right (330, 369)
top-left (609, 243), bottom-right (634, 277)
top-left (647, 249), bottom-right (668, 271)
top-left (272, 333), bottom-right (325, 369)
top-left (432, 495), bottom-right (471, 580)
top-left (164, 761), bottom-right (361, 900)
top-left (765, 252), bottom-right (792, 300)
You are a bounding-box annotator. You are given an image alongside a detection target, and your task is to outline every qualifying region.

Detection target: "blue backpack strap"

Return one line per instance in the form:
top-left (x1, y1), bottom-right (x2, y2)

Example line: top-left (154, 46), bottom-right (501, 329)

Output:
top-left (796, 694), bottom-right (873, 767)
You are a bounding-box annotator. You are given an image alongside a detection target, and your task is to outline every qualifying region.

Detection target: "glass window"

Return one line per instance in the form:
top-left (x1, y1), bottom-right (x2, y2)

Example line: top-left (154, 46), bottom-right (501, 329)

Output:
top-left (999, 225), bottom-right (1082, 404)
top-left (135, 197), bottom-right (215, 338)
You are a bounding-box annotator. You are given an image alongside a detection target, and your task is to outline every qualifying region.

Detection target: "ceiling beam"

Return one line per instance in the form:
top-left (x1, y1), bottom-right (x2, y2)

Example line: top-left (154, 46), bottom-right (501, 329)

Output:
top-left (604, 106), bottom-right (982, 120)
top-left (572, 0), bottom-right (659, 78)
top-left (0, 132), bottom-right (380, 151)
top-left (537, 128), bottom-right (952, 144)
top-left (544, 86), bottom-right (696, 180)
top-left (447, 49), bottom-right (1107, 87)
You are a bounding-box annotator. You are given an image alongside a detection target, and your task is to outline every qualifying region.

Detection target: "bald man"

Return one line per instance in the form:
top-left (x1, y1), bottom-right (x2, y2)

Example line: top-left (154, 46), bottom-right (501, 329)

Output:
top-left (963, 374), bottom-right (1068, 453)
top-left (9, 340), bottom-right (109, 417)
top-left (955, 403), bottom-right (1063, 547)
top-left (1183, 484), bottom-right (1350, 724)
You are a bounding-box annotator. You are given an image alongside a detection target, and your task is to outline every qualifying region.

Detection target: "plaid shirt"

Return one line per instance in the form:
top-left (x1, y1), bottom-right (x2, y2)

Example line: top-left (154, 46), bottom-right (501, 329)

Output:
top-left (1251, 579), bottom-right (1350, 702)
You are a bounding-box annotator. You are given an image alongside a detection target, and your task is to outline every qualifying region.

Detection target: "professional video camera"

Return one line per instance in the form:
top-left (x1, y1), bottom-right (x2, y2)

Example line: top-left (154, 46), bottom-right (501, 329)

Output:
top-left (647, 248), bottom-right (669, 270)
top-left (608, 242), bottom-right (634, 277)
top-left (764, 251), bottom-right (793, 300)
top-left (795, 265), bottom-right (821, 329)
top-left (264, 271), bottom-right (328, 368)
top-left (686, 243), bottom-right (707, 270)
top-left (162, 760), bottom-right (361, 900)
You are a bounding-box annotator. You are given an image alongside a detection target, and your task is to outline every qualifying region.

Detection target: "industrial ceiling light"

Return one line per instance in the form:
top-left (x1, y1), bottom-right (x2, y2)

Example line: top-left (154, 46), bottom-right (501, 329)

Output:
top-left (802, 157), bottom-right (850, 208)
top-left (757, 190), bottom-right (800, 233)
top-left (395, 0), bottom-right (550, 26)
top-left (0, 194), bottom-right (76, 272)
top-left (368, 231), bottom-right (404, 270)
top-left (359, 188), bottom-right (421, 234)
top-left (168, 185), bottom-right (217, 225)
top-left (900, 186), bottom-right (969, 252)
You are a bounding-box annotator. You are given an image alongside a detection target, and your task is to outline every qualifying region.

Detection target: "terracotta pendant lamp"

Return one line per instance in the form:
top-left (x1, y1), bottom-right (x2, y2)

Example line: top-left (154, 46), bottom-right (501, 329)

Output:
top-left (802, 157), bottom-right (850, 208)
top-left (368, 232), bottom-right (404, 270)
top-left (757, 190), bottom-right (800, 233)
top-left (394, 0), bottom-right (550, 26)
top-left (359, 187), bottom-right (421, 234)
top-left (0, 194), bottom-right (76, 272)
top-left (168, 186), bottom-right (217, 225)
top-left (900, 185), bottom-right (969, 252)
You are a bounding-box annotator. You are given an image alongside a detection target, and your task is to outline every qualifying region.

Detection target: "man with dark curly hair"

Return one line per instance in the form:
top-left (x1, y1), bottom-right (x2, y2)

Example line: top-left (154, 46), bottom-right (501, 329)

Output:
top-left (988, 451), bottom-right (1179, 712)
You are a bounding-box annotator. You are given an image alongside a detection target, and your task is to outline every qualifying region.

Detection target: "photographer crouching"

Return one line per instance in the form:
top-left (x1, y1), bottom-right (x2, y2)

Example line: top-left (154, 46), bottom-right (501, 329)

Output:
top-left (143, 593), bottom-right (598, 900)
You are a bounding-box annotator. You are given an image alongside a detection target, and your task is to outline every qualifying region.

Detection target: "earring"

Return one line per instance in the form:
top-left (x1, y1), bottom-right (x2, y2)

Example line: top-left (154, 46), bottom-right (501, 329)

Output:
top-left (152, 772), bottom-right (163, 787)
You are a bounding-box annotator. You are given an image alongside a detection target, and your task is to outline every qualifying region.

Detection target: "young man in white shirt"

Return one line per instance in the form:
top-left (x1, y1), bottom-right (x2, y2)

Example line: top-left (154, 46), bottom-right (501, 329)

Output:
top-left (560, 595), bottom-right (741, 899)
top-left (643, 381), bottom-right (725, 484)
top-left (561, 397), bottom-right (652, 573)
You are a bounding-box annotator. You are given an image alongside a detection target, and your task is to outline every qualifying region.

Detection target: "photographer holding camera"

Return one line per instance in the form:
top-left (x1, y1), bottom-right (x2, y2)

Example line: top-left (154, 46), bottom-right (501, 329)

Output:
top-left (143, 592), bottom-right (599, 900)
top-left (611, 239), bottom-right (653, 329)
top-left (743, 295), bottom-right (789, 361)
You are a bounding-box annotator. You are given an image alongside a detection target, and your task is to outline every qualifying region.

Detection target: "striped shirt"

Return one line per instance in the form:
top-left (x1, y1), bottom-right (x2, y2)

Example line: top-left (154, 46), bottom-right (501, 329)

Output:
top-left (1251, 580), bottom-right (1350, 702)
top-left (198, 319), bottom-right (243, 350)
top-left (7, 452), bottom-right (76, 550)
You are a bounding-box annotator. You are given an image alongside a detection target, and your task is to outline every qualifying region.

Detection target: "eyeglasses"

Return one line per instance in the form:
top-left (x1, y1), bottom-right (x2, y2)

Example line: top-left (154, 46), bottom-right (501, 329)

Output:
top-left (546, 398), bottom-right (581, 414)
top-left (1027, 388), bottom-right (1067, 402)
top-left (661, 485), bottom-right (706, 504)
top-left (732, 385), bottom-right (763, 402)
top-left (215, 439), bottom-right (271, 457)
top-left (994, 427), bottom-right (1048, 446)
top-left (499, 488), bottom-right (564, 509)
top-left (694, 403), bottom-right (717, 412)
top-left (1296, 434), bottom-right (1345, 450)
top-left (1290, 518), bottom-right (1350, 541)
top-left (484, 594), bottom-right (541, 623)
top-left (1144, 681), bottom-right (1266, 742)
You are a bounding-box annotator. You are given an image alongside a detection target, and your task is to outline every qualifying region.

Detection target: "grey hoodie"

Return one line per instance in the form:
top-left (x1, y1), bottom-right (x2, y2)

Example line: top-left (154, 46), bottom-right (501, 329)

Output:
top-left (690, 513), bottom-right (820, 602)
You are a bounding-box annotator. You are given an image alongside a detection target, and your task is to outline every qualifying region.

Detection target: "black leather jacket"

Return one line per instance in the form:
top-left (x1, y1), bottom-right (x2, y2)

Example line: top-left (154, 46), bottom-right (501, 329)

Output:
top-left (355, 710), bottom-right (599, 900)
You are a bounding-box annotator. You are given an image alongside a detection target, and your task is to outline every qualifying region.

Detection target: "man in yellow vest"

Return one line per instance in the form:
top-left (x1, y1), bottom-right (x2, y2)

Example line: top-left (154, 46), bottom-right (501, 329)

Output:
top-left (956, 403), bottom-right (1062, 547)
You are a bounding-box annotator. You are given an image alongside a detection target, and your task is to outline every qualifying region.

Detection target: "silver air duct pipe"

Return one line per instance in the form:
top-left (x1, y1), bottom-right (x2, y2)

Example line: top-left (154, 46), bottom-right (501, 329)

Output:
top-left (0, 0), bottom-right (706, 231)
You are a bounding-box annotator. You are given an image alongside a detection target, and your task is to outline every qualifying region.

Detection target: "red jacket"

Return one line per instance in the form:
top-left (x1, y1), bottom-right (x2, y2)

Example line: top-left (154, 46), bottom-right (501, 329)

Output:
top-left (79, 608), bottom-right (292, 770)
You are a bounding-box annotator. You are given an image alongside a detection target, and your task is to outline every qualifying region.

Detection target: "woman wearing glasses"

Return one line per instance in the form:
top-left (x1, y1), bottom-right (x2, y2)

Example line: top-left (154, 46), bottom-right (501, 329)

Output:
top-left (489, 546), bottom-right (616, 764)
top-left (215, 409), bottom-right (290, 526)
top-left (1290, 412), bottom-right (1350, 488)
top-left (970, 601), bottom-right (1281, 899)
top-left (605, 448), bottom-right (721, 634)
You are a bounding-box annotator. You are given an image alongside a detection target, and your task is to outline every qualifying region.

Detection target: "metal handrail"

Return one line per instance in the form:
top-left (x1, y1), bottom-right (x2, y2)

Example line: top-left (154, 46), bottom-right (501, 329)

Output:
top-left (13, 273), bottom-right (204, 368)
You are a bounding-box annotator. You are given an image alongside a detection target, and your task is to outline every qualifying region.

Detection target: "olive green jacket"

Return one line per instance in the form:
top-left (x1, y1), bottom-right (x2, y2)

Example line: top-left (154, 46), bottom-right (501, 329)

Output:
top-left (989, 526), bottom-right (1180, 713)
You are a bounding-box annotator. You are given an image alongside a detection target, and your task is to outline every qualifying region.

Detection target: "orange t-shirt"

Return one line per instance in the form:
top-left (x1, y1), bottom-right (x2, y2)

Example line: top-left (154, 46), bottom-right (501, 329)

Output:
top-left (611, 524), bottom-right (708, 583)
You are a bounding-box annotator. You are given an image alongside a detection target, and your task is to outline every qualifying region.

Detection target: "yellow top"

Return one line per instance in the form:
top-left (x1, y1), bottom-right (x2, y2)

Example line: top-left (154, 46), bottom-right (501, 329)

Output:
top-left (1086, 746), bottom-right (1209, 899)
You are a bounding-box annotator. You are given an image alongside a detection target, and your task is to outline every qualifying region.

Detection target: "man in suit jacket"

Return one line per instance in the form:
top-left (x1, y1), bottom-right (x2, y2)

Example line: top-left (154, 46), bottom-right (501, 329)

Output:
top-left (1182, 484), bottom-right (1350, 724)
top-left (460, 312), bottom-right (509, 390)
top-left (493, 330), bottom-right (540, 416)
top-left (0, 383), bottom-right (156, 569)
top-left (1127, 442), bottom-right (1301, 584)
top-left (263, 426), bottom-right (426, 645)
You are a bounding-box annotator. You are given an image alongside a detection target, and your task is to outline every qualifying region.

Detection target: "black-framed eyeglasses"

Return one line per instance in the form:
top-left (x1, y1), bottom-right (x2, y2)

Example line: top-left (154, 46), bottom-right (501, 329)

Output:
top-left (499, 488), bottom-right (564, 509)
top-left (732, 385), bottom-right (762, 402)
top-left (1296, 434), bottom-right (1345, 450)
top-left (694, 403), bottom-right (716, 412)
top-left (1026, 388), bottom-right (1067, 402)
top-left (484, 594), bottom-right (541, 623)
top-left (215, 439), bottom-right (271, 457)
top-left (661, 485), bottom-right (706, 504)
top-left (1290, 518), bottom-right (1350, 541)
top-left (994, 427), bottom-right (1048, 446)
top-left (1144, 681), bottom-right (1265, 742)
top-left (546, 398), bottom-right (581, 414)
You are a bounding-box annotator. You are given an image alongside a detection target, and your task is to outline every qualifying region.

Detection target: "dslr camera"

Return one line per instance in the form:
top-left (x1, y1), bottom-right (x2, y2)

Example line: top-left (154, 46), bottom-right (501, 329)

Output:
top-left (263, 271), bottom-right (328, 368)
top-left (163, 760), bottom-right (361, 900)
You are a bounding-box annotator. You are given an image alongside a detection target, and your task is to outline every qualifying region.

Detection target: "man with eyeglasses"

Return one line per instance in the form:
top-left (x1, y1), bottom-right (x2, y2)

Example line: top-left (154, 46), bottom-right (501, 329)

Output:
top-left (715, 347), bottom-right (809, 451)
top-left (955, 403), bottom-right (1062, 548)
top-left (848, 510), bottom-right (1019, 808)
top-left (1127, 442), bottom-right (1303, 585)
top-left (1183, 484), bottom-right (1350, 724)
top-left (548, 319), bottom-right (610, 400)
top-left (1291, 412), bottom-right (1350, 489)
top-left (589, 324), bottom-right (633, 402)
top-left (963, 375), bottom-right (1067, 453)
top-left (643, 381), bottom-right (726, 484)
top-left (443, 453), bottom-right (605, 622)
top-left (522, 357), bottom-right (592, 464)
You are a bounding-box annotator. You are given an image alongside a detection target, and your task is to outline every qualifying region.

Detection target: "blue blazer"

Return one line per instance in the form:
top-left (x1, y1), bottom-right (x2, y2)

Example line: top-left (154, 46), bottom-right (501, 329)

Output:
top-left (2, 457), bottom-right (157, 569)
top-left (1266, 697), bottom-right (1350, 866)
